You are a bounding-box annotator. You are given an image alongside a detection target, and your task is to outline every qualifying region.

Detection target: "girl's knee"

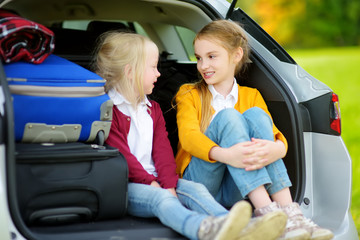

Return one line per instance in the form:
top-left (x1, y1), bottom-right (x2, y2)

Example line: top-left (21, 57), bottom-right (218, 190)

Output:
top-left (155, 189), bottom-right (178, 206)
top-left (213, 108), bottom-right (247, 128)
top-left (244, 107), bottom-right (272, 127)
top-left (148, 186), bottom-right (176, 204)
top-left (245, 107), bottom-right (266, 117)
top-left (178, 179), bottom-right (215, 197)
top-left (206, 108), bottom-right (251, 145)
top-left (178, 179), bottom-right (208, 192)
top-left (190, 181), bottom-right (209, 193)
top-left (216, 108), bottom-right (241, 121)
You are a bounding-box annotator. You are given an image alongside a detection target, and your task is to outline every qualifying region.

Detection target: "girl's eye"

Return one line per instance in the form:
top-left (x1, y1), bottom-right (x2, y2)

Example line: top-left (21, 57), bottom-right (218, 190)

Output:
top-left (209, 55), bottom-right (215, 59)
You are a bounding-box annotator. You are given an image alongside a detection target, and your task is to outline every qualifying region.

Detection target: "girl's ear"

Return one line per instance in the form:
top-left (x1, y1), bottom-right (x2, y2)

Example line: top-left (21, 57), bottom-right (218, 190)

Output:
top-left (124, 64), bottom-right (132, 80)
top-left (233, 47), bottom-right (244, 63)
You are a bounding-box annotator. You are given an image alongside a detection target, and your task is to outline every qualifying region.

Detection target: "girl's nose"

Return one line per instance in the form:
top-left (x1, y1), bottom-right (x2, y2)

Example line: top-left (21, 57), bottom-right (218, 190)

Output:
top-left (199, 59), bottom-right (209, 70)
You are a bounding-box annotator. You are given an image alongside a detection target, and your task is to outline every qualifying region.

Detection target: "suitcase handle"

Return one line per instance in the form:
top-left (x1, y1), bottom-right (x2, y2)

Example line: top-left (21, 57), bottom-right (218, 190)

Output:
top-left (29, 207), bottom-right (93, 225)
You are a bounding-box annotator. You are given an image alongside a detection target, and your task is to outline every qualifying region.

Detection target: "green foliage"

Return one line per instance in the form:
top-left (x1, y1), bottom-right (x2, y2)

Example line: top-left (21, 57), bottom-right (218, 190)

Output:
top-left (300, 0), bottom-right (360, 47)
top-left (236, 0), bottom-right (360, 48)
top-left (288, 46), bottom-right (360, 236)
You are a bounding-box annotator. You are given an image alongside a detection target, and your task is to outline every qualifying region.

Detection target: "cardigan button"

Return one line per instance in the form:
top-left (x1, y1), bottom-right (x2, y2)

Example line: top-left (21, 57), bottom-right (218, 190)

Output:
top-left (127, 117), bottom-right (130, 121)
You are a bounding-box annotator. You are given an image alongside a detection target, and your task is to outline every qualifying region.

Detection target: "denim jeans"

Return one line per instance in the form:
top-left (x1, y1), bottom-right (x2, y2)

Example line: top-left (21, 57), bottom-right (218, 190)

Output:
top-left (127, 178), bottom-right (229, 240)
top-left (183, 107), bottom-right (292, 208)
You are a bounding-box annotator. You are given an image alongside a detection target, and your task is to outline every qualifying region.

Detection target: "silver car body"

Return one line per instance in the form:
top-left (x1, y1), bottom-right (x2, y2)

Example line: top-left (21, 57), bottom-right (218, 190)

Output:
top-left (0, 0), bottom-right (357, 239)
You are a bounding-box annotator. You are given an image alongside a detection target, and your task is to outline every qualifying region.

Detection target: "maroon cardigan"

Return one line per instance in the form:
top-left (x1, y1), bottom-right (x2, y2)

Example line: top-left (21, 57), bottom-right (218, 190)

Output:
top-left (105, 100), bottom-right (179, 188)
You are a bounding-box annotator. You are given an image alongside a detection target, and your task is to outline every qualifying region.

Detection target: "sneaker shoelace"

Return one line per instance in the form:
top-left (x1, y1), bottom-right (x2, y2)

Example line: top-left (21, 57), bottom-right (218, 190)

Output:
top-left (292, 216), bottom-right (320, 233)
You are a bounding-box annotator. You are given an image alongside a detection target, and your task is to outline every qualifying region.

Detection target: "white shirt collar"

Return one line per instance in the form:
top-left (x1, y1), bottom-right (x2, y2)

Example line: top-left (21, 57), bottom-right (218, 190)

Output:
top-left (108, 88), bottom-right (152, 108)
top-left (208, 78), bottom-right (238, 103)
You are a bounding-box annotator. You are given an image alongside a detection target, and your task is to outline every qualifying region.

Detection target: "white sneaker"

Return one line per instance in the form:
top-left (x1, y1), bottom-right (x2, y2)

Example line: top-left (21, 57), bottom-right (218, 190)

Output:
top-left (198, 201), bottom-right (252, 240)
top-left (254, 202), bottom-right (310, 240)
top-left (238, 210), bottom-right (288, 240)
top-left (282, 203), bottom-right (334, 240)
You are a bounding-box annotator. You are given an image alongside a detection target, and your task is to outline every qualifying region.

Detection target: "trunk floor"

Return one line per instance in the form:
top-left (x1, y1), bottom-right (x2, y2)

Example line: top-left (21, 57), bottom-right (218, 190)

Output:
top-left (29, 215), bottom-right (186, 240)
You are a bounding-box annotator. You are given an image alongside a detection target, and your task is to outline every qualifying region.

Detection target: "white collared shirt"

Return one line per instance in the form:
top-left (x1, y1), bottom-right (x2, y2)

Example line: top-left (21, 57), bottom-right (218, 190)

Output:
top-left (208, 78), bottom-right (238, 122)
top-left (108, 88), bottom-right (157, 177)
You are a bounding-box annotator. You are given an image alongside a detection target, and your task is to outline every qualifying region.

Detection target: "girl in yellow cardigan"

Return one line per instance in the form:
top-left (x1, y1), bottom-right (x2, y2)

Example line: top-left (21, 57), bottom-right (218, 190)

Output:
top-left (175, 20), bottom-right (333, 240)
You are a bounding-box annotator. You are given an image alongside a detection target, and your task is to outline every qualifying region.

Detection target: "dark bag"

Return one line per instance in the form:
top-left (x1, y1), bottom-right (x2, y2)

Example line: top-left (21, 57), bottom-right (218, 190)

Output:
top-left (16, 142), bottom-right (128, 226)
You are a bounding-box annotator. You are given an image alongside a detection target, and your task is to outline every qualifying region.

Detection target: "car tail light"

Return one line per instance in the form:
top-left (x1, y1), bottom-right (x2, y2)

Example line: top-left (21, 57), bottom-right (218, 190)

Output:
top-left (330, 93), bottom-right (341, 135)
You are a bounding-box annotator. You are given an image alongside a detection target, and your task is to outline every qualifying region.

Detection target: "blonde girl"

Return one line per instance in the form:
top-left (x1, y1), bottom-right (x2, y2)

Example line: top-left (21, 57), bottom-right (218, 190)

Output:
top-left (175, 20), bottom-right (333, 240)
top-left (92, 31), bottom-right (287, 240)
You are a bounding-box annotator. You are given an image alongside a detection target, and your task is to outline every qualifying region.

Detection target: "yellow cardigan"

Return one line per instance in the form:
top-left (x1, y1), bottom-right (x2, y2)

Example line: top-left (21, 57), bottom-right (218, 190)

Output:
top-left (174, 83), bottom-right (288, 177)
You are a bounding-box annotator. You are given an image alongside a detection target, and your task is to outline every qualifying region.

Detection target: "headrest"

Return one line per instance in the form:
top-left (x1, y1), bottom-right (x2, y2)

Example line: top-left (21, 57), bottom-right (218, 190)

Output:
top-left (87, 21), bottom-right (133, 36)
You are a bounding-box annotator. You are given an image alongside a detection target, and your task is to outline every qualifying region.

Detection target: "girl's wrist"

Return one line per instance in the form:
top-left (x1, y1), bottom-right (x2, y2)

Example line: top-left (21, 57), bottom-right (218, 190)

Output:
top-left (209, 146), bottom-right (226, 163)
top-left (275, 140), bottom-right (287, 158)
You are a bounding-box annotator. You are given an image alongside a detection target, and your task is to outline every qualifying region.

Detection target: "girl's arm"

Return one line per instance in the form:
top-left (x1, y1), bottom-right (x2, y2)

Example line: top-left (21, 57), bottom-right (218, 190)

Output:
top-left (242, 139), bottom-right (286, 171)
top-left (176, 85), bottom-right (219, 162)
top-left (106, 107), bottom-right (157, 184)
top-left (151, 101), bottom-right (179, 189)
top-left (208, 137), bottom-right (286, 170)
top-left (208, 141), bottom-right (257, 168)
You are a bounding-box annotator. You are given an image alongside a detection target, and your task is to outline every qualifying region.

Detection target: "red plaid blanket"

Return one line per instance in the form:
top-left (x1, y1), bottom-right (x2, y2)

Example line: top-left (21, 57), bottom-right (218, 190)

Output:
top-left (0, 9), bottom-right (55, 64)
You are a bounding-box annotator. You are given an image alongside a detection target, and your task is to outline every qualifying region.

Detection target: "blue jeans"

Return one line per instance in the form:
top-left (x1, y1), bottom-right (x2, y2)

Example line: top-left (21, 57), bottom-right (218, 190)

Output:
top-left (127, 178), bottom-right (228, 240)
top-left (183, 107), bottom-right (292, 208)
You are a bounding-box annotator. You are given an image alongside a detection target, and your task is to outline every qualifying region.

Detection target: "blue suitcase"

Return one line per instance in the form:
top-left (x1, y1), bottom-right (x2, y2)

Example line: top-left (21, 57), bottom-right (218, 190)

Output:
top-left (4, 54), bottom-right (113, 144)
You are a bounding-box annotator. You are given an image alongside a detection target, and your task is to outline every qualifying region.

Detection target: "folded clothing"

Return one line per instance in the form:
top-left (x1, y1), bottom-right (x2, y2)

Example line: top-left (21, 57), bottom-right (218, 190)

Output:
top-left (0, 9), bottom-right (55, 64)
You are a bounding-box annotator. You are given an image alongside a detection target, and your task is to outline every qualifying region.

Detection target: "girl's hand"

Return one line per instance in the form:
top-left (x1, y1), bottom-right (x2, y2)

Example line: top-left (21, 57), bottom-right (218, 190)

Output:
top-left (167, 188), bottom-right (178, 198)
top-left (151, 181), bottom-right (178, 198)
top-left (242, 138), bottom-right (286, 171)
top-left (209, 139), bottom-right (286, 170)
top-left (210, 141), bottom-right (257, 168)
top-left (150, 181), bottom-right (161, 188)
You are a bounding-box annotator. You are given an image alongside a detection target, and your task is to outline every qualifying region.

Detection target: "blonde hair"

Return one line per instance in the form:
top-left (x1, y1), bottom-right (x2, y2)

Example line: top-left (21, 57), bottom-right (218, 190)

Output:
top-left (193, 20), bottom-right (251, 132)
top-left (92, 31), bottom-right (153, 108)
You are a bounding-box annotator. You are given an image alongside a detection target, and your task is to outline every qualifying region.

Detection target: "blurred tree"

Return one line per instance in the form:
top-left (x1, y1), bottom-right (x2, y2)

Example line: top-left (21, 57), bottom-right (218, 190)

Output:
top-left (300, 0), bottom-right (360, 47)
top-left (235, 0), bottom-right (360, 48)
top-left (253, 0), bottom-right (305, 46)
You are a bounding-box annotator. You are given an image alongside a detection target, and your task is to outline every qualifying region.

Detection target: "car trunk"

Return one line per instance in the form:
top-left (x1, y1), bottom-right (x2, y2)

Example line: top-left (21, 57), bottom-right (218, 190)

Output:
top-left (2, 52), bottom-right (305, 240)
top-left (1, 1), bottom-right (306, 239)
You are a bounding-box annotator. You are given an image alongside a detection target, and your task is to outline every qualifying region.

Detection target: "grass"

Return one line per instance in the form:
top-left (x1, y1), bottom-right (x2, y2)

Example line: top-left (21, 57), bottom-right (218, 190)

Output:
top-left (288, 46), bottom-right (360, 237)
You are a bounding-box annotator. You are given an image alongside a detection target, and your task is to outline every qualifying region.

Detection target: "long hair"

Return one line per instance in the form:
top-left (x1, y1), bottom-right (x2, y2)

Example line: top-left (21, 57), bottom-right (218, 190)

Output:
top-left (92, 31), bottom-right (151, 108)
top-left (193, 20), bottom-right (251, 132)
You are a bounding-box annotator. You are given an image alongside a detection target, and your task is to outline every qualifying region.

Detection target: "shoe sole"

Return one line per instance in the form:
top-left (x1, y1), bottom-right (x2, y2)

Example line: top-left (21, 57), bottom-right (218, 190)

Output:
top-left (214, 201), bottom-right (252, 240)
top-left (310, 233), bottom-right (334, 240)
top-left (279, 231), bottom-right (311, 240)
top-left (238, 211), bottom-right (288, 240)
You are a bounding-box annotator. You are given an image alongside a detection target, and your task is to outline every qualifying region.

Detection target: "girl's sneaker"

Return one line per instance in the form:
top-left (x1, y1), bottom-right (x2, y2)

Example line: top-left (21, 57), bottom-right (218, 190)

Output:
top-left (282, 203), bottom-right (334, 240)
top-left (237, 210), bottom-right (288, 240)
top-left (254, 202), bottom-right (310, 240)
top-left (198, 201), bottom-right (252, 240)
top-left (198, 200), bottom-right (288, 240)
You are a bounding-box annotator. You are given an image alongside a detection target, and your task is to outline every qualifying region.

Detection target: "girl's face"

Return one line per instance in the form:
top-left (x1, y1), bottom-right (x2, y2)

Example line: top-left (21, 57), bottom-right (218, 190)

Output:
top-left (194, 38), bottom-right (242, 94)
top-left (143, 41), bottom-right (160, 95)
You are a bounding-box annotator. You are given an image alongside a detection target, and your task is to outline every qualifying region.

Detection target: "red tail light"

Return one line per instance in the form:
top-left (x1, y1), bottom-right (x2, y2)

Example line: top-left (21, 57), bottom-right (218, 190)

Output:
top-left (330, 93), bottom-right (341, 135)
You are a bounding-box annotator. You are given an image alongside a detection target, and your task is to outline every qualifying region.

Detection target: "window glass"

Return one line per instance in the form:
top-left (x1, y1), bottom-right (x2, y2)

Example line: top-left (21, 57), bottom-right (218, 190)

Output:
top-left (62, 20), bottom-right (91, 30)
top-left (175, 26), bottom-right (196, 61)
top-left (133, 22), bottom-right (148, 37)
top-left (60, 21), bottom-right (197, 61)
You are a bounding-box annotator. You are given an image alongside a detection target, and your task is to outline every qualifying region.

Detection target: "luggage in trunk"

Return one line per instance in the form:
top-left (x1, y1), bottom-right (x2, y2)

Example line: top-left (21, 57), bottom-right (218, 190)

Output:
top-left (16, 142), bottom-right (128, 226)
top-left (4, 54), bottom-right (112, 144)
